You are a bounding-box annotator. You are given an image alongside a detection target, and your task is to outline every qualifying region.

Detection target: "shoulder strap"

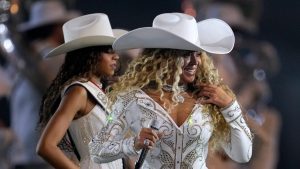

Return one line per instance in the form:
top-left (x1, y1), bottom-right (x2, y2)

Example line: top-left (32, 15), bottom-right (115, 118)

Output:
top-left (63, 81), bottom-right (109, 114)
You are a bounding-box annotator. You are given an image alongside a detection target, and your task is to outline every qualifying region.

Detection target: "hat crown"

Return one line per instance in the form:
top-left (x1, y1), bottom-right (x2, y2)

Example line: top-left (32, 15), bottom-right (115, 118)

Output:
top-left (29, 1), bottom-right (67, 25)
top-left (113, 29), bottom-right (129, 38)
top-left (153, 13), bottom-right (200, 46)
top-left (62, 13), bottom-right (114, 43)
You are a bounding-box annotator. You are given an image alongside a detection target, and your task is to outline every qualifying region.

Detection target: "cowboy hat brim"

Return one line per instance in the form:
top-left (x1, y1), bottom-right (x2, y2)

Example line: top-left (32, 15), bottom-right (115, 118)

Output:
top-left (197, 18), bottom-right (235, 54)
top-left (45, 36), bottom-right (115, 58)
top-left (113, 27), bottom-right (201, 52)
top-left (113, 18), bottom-right (235, 54)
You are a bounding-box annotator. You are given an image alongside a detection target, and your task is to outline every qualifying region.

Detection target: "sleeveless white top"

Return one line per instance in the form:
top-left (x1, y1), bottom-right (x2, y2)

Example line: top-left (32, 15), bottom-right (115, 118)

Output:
top-left (64, 81), bottom-right (122, 169)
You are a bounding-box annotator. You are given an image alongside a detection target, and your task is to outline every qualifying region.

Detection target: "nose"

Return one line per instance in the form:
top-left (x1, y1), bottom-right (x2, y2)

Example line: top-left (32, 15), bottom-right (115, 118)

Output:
top-left (113, 53), bottom-right (119, 60)
top-left (189, 53), bottom-right (198, 64)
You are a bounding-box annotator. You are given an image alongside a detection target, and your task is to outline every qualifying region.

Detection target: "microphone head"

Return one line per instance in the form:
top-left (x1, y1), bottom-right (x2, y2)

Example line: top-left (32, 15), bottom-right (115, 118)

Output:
top-left (149, 119), bottom-right (161, 130)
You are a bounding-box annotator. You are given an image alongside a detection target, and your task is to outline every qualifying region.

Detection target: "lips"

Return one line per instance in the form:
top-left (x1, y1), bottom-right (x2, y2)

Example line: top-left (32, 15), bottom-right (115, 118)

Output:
top-left (183, 66), bottom-right (196, 76)
top-left (111, 63), bottom-right (117, 70)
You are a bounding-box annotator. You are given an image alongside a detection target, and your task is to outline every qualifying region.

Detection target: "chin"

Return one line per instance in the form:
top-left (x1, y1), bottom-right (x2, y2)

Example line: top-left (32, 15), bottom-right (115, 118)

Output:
top-left (110, 70), bottom-right (115, 75)
top-left (103, 72), bottom-right (114, 77)
top-left (182, 76), bottom-right (195, 83)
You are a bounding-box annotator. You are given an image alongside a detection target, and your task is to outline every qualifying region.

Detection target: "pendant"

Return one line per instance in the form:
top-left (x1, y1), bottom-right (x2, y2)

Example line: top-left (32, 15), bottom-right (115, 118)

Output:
top-left (176, 95), bottom-right (184, 103)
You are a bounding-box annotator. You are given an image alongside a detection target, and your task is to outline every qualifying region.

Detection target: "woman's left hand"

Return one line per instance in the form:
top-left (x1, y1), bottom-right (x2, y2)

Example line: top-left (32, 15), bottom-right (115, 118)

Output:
top-left (197, 83), bottom-right (233, 108)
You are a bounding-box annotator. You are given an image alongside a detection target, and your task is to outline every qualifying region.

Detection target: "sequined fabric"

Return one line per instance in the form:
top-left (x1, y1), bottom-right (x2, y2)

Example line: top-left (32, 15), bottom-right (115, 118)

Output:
top-left (89, 89), bottom-right (252, 169)
top-left (65, 81), bottom-right (123, 169)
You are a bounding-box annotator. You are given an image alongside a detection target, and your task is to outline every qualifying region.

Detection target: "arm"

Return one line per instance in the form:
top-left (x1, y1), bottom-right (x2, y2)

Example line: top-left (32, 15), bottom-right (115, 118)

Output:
top-left (36, 86), bottom-right (88, 169)
top-left (198, 83), bottom-right (253, 163)
top-left (89, 96), bottom-right (139, 163)
top-left (220, 100), bottom-right (253, 163)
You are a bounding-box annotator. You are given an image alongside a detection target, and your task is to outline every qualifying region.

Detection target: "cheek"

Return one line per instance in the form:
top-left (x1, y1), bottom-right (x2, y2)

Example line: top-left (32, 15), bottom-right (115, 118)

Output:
top-left (99, 62), bottom-right (109, 70)
top-left (98, 56), bottom-right (116, 76)
top-left (97, 60), bottom-right (109, 74)
top-left (99, 56), bottom-right (111, 67)
top-left (197, 57), bottom-right (202, 65)
top-left (183, 58), bottom-right (190, 66)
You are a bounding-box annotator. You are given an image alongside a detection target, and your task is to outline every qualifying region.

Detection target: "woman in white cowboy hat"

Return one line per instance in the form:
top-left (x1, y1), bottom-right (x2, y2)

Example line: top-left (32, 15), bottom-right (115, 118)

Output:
top-left (36, 13), bottom-right (123, 169)
top-left (89, 12), bottom-right (253, 169)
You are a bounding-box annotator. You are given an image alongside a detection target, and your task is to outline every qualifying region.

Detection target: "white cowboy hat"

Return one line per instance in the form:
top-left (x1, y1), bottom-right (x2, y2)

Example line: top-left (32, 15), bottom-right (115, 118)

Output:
top-left (45, 13), bottom-right (116, 58)
top-left (197, 18), bottom-right (235, 54)
top-left (112, 28), bottom-right (129, 38)
top-left (113, 12), bottom-right (235, 54)
top-left (18, 0), bottom-right (80, 32)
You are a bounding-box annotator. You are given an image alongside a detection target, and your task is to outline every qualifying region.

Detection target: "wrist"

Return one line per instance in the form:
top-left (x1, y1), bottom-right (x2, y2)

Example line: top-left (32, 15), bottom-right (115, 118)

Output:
top-left (220, 100), bottom-right (242, 123)
top-left (220, 99), bottom-right (235, 111)
top-left (133, 136), bottom-right (141, 153)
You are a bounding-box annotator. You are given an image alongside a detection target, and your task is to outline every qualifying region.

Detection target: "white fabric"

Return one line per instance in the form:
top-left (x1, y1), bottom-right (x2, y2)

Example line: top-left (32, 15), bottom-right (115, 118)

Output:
top-left (65, 81), bottom-right (122, 169)
top-left (90, 89), bottom-right (252, 169)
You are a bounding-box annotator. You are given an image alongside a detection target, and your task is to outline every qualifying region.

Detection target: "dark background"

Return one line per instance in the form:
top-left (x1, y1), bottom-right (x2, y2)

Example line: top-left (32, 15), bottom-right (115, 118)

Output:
top-left (73, 0), bottom-right (300, 168)
top-left (259, 0), bottom-right (300, 169)
top-left (73, 0), bottom-right (182, 29)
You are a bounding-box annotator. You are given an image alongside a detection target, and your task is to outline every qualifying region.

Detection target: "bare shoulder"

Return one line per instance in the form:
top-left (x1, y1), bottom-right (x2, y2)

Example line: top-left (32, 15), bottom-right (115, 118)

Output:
top-left (60, 84), bottom-right (89, 115)
top-left (64, 84), bottom-right (88, 99)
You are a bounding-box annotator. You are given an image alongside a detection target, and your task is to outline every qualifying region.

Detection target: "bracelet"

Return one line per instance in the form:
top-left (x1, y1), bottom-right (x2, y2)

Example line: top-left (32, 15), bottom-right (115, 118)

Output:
top-left (220, 99), bottom-right (235, 111)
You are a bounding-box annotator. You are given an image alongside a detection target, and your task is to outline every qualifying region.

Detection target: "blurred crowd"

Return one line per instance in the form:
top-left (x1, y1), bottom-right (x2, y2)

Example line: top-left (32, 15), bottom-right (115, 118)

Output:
top-left (0, 0), bottom-right (281, 169)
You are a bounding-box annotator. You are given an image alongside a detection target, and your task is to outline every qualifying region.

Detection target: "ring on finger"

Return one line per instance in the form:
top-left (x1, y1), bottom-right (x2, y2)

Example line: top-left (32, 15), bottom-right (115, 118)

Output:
top-left (144, 139), bottom-right (150, 146)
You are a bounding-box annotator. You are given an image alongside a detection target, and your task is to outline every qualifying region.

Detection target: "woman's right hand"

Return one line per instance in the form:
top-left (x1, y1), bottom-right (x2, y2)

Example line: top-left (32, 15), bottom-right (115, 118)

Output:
top-left (134, 128), bottom-right (162, 151)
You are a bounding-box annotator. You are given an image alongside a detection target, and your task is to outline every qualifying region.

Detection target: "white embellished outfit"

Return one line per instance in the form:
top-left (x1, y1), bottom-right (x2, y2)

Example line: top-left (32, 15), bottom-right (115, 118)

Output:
top-left (89, 89), bottom-right (252, 169)
top-left (64, 81), bottom-right (122, 169)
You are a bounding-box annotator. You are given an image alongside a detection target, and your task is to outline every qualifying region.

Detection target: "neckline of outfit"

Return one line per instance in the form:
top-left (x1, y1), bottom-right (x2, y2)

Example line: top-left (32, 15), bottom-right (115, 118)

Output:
top-left (88, 80), bottom-right (109, 115)
top-left (139, 89), bottom-right (197, 130)
top-left (90, 80), bottom-right (105, 93)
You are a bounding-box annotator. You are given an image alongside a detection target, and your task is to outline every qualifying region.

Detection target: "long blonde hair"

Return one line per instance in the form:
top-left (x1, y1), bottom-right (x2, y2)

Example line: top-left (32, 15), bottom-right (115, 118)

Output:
top-left (108, 48), bottom-right (235, 147)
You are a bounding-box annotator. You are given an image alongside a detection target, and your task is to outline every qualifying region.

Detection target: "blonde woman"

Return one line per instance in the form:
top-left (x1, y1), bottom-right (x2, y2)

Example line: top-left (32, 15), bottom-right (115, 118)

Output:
top-left (90, 13), bottom-right (252, 169)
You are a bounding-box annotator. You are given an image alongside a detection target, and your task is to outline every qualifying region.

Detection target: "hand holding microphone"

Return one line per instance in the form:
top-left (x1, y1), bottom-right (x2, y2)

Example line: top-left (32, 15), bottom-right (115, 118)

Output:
top-left (135, 119), bottom-right (161, 169)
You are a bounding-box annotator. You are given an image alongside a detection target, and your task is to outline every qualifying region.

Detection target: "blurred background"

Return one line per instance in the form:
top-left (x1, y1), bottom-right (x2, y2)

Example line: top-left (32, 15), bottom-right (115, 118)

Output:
top-left (0, 0), bottom-right (299, 169)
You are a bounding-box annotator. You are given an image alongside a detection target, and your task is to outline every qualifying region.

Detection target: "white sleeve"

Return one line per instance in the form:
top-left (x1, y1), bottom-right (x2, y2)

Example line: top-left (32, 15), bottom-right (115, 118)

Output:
top-left (89, 96), bottom-right (139, 163)
top-left (220, 100), bottom-right (253, 163)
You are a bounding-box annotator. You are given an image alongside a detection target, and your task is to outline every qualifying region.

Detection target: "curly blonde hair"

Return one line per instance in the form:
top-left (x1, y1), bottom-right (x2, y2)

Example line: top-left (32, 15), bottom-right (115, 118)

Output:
top-left (108, 48), bottom-right (235, 147)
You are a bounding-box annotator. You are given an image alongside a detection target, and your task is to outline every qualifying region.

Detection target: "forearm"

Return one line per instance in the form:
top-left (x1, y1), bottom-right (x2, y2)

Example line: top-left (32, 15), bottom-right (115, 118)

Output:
top-left (37, 144), bottom-right (79, 169)
top-left (90, 136), bottom-right (138, 163)
top-left (221, 100), bottom-right (253, 163)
